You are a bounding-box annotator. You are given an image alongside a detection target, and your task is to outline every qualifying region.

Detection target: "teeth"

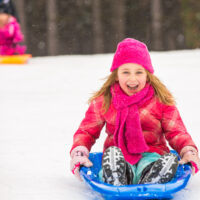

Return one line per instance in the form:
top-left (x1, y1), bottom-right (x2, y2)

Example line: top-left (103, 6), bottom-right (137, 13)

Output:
top-left (128, 85), bottom-right (138, 90)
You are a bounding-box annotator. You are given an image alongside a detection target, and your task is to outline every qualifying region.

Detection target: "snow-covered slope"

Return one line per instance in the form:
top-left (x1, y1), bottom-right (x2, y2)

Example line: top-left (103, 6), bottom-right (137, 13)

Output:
top-left (0, 50), bottom-right (200, 199)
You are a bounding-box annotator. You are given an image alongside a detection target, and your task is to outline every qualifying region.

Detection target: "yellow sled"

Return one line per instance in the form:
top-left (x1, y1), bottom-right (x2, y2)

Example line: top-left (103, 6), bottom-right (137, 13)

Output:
top-left (0, 54), bottom-right (32, 64)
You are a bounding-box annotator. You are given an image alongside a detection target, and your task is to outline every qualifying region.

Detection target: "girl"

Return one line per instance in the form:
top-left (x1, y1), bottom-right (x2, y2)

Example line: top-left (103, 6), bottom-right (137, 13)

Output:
top-left (0, 1), bottom-right (26, 55)
top-left (70, 38), bottom-right (200, 185)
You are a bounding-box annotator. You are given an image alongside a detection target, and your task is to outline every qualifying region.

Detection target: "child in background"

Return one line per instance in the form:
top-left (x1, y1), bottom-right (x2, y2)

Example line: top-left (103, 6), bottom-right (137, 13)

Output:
top-left (0, 0), bottom-right (26, 55)
top-left (70, 38), bottom-right (200, 185)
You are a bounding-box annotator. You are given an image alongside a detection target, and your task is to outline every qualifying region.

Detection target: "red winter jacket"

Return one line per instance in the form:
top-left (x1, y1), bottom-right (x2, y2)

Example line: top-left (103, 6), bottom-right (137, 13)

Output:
top-left (70, 95), bottom-right (197, 156)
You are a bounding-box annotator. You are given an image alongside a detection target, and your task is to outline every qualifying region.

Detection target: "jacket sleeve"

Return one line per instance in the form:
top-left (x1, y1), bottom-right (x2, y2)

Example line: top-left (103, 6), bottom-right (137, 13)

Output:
top-left (13, 21), bottom-right (24, 43)
top-left (70, 98), bottom-right (105, 153)
top-left (162, 104), bottom-right (198, 154)
top-left (3, 23), bottom-right (15, 38)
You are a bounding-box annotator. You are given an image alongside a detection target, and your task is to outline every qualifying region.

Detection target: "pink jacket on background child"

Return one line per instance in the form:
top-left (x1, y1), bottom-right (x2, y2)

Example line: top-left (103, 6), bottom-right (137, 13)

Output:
top-left (71, 95), bottom-right (197, 156)
top-left (0, 16), bottom-right (26, 55)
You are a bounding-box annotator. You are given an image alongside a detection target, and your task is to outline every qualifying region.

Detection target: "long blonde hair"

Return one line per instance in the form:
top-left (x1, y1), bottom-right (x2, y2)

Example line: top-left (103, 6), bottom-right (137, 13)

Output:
top-left (89, 69), bottom-right (175, 113)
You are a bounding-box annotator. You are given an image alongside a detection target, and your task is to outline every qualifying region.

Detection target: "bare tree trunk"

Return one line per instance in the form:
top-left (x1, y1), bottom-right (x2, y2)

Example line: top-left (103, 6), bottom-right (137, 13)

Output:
top-left (151, 0), bottom-right (163, 50)
top-left (92, 0), bottom-right (104, 53)
top-left (110, 0), bottom-right (126, 50)
top-left (47, 0), bottom-right (58, 55)
top-left (14, 0), bottom-right (27, 42)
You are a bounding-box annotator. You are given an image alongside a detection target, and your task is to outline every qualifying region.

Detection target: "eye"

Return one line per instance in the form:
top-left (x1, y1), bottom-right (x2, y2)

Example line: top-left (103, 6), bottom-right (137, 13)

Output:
top-left (136, 71), bottom-right (143, 74)
top-left (122, 71), bottom-right (129, 74)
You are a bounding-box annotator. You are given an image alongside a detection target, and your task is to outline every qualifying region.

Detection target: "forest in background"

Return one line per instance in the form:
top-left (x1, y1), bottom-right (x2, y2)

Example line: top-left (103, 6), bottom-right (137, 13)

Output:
top-left (14, 0), bottom-right (200, 57)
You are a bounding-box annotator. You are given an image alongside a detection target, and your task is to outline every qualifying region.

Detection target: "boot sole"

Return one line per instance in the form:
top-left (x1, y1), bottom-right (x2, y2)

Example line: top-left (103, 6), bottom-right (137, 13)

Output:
top-left (102, 146), bottom-right (127, 186)
top-left (139, 153), bottom-right (179, 184)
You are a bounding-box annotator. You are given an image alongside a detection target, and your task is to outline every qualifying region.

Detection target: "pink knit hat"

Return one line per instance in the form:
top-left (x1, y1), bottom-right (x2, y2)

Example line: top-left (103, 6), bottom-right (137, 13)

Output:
top-left (110, 38), bottom-right (154, 73)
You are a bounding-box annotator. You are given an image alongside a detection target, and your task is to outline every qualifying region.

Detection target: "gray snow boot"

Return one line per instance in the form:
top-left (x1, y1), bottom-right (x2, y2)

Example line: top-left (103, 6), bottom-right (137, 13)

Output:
top-left (102, 146), bottom-right (133, 186)
top-left (139, 153), bottom-right (179, 184)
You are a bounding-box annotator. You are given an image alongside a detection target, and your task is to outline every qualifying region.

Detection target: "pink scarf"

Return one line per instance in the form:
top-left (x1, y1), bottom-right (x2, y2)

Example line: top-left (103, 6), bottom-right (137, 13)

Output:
top-left (111, 83), bottom-right (154, 165)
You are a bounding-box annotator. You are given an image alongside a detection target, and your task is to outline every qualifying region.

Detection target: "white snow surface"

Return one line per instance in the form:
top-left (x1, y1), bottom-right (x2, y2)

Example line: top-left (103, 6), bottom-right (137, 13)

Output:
top-left (0, 50), bottom-right (200, 200)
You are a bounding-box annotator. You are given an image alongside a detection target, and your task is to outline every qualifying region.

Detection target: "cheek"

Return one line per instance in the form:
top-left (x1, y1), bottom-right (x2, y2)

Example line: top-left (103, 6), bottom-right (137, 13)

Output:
top-left (118, 75), bottom-right (125, 84)
top-left (141, 77), bottom-right (147, 85)
top-left (118, 80), bottom-right (127, 91)
top-left (119, 78), bottom-right (127, 87)
top-left (118, 79), bottom-right (123, 88)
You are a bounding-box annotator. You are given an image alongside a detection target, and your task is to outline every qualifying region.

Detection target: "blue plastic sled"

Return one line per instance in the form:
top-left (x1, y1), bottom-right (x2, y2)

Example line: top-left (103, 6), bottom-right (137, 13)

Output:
top-left (80, 151), bottom-right (192, 200)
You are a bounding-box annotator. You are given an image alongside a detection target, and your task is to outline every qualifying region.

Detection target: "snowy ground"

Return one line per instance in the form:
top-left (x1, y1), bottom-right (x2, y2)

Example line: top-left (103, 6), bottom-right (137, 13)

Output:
top-left (0, 50), bottom-right (200, 200)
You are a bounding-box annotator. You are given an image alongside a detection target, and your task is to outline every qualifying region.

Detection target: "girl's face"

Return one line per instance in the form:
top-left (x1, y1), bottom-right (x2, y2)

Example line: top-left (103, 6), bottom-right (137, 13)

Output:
top-left (117, 63), bottom-right (147, 96)
top-left (0, 13), bottom-right (9, 28)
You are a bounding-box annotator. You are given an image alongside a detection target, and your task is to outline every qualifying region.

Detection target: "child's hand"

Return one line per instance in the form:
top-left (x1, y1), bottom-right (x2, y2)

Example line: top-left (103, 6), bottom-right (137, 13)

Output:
top-left (70, 146), bottom-right (93, 181)
top-left (179, 146), bottom-right (200, 175)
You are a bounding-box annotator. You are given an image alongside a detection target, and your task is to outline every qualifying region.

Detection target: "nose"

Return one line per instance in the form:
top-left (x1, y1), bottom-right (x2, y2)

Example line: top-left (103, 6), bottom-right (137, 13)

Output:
top-left (128, 75), bottom-right (137, 82)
